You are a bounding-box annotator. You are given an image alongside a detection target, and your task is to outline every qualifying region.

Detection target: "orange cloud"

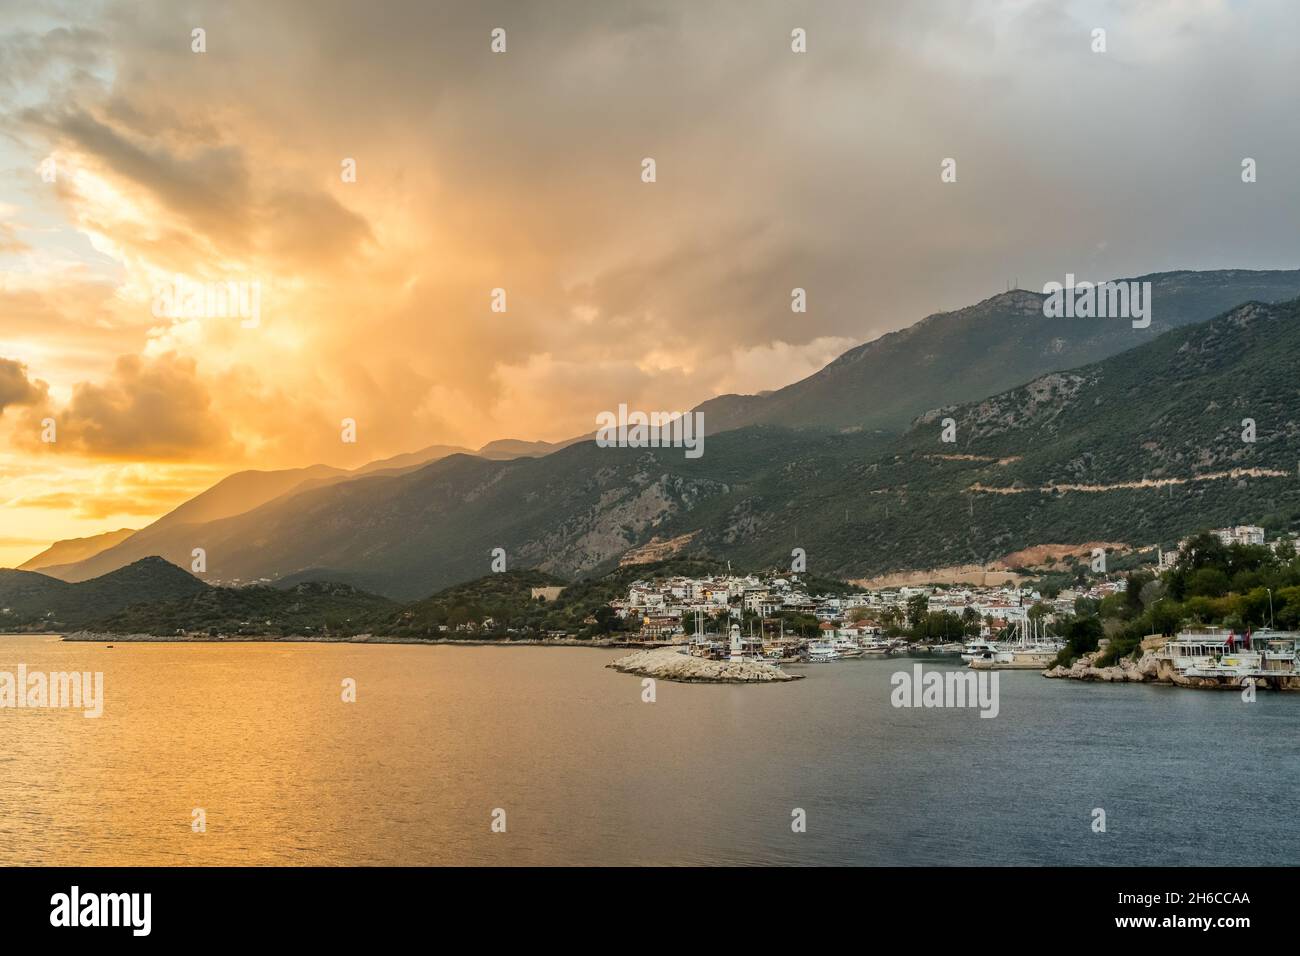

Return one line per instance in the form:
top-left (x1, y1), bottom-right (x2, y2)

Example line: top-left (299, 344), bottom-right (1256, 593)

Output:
top-left (45, 353), bottom-right (231, 460)
top-left (0, 357), bottom-right (47, 413)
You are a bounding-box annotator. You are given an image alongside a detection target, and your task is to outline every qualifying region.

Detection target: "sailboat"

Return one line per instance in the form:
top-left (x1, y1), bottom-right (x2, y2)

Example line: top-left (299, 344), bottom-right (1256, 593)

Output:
top-left (969, 618), bottom-right (1063, 669)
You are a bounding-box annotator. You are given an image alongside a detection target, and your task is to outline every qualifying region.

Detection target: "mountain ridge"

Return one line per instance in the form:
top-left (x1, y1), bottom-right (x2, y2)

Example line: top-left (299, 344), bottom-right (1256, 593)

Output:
top-left (33, 269), bottom-right (1300, 596)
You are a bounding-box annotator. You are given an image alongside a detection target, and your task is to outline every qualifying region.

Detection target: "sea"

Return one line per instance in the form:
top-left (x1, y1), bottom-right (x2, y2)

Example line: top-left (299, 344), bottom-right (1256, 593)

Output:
top-left (1, 634), bottom-right (1295, 865)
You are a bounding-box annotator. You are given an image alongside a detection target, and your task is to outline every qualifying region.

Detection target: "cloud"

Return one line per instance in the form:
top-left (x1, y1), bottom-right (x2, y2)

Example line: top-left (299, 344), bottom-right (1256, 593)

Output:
top-left (9, 488), bottom-right (182, 519)
top-left (3, 0), bottom-right (1300, 509)
top-left (0, 221), bottom-right (30, 253)
top-left (53, 352), bottom-right (232, 459)
top-left (0, 358), bottom-right (47, 413)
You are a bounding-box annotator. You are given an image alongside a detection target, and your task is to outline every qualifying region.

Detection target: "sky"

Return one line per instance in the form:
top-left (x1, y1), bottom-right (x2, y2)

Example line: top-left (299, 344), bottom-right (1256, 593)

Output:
top-left (1, 0), bottom-right (1299, 566)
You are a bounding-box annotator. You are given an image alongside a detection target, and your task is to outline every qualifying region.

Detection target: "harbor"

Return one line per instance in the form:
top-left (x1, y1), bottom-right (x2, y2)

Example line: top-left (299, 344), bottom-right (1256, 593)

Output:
top-left (1046, 628), bottom-right (1300, 690)
top-left (967, 620), bottom-right (1064, 670)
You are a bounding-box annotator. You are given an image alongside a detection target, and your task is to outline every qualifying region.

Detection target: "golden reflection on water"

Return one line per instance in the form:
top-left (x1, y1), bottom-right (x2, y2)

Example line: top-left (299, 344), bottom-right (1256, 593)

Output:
top-left (0, 636), bottom-right (667, 865)
top-left (5, 634), bottom-right (1294, 866)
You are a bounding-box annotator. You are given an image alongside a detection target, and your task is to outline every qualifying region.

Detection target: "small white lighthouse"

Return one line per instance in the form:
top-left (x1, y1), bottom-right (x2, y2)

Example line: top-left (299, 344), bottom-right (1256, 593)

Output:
top-left (729, 623), bottom-right (745, 661)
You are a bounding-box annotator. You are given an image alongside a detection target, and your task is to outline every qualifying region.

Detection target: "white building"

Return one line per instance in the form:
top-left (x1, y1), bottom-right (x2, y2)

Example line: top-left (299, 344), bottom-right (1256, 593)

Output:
top-left (1215, 525), bottom-right (1265, 547)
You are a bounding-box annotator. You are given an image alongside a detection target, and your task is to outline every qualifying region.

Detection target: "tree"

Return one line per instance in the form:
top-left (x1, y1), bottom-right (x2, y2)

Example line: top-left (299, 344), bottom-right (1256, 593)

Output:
top-left (1186, 567), bottom-right (1229, 598)
top-left (1138, 578), bottom-right (1166, 609)
top-left (1147, 600), bottom-right (1182, 636)
top-left (1059, 614), bottom-right (1103, 660)
top-left (1074, 596), bottom-right (1101, 617)
top-left (905, 593), bottom-right (929, 629)
top-left (592, 605), bottom-right (620, 635)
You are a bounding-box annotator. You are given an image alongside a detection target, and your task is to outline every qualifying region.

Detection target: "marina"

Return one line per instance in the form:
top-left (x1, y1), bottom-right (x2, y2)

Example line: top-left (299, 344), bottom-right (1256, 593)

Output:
top-left (687, 620), bottom-right (910, 665)
top-left (968, 620), bottom-right (1065, 671)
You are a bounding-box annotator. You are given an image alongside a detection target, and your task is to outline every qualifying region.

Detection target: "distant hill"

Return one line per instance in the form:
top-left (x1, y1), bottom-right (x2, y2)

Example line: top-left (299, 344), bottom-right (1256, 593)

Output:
top-left (384, 569), bottom-right (568, 632)
top-left (352, 444), bottom-right (474, 475)
top-left (18, 528), bottom-right (135, 571)
top-left (67, 559), bottom-right (753, 638)
top-left (374, 559), bottom-right (735, 638)
top-left (693, 270), bottom-right (1300, 435)
top-left (93, 579), bottom-right (397, 636)
top-left (0, 568), bottom-right (73, 624)
top-left (0, 557), bottom-right (208, 630)
top-left (38, 464), bottom-right (349, 582)
top-left (477, 438), bottom-right (578, 459)
top-left (39, 437), bottom-right (575, 583)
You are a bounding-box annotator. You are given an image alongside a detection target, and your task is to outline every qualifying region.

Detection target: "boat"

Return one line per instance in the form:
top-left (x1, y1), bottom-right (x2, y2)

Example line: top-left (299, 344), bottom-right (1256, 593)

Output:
top-left (806, 641), bottom-right (841, 662)
top-left (832, 638), bottom-right (865, 659)
top-left (969, 619), bottom-right (1064, 670)
top-left (960, 637), bottom-right (1002, 662)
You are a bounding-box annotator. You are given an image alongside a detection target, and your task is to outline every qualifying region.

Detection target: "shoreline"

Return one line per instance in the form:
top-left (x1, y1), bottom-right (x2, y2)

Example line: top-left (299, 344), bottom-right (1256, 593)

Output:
top-left (607, 646), bottom-right (803, 683)
top-left (1043, 646), bottom-right (1300, 691)
top-left (54, 630), bottom-right (626, 648)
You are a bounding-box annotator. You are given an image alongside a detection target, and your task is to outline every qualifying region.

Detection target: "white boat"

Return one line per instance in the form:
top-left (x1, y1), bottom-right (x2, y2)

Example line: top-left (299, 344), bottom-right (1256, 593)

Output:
top-left (806, 641), bottom-right (841, 662)
top-left (832, 638), bottom-right (865, 658)
top-left (969, 619), bottom-right (1064, 669)
top-left (931, 642), bottom-right (966, 655)
top-left (960, 637), bottom-right (1002, 662)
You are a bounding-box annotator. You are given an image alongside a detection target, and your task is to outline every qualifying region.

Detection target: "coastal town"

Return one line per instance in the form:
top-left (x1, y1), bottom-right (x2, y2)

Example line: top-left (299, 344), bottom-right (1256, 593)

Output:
top-left (602, 524), bottom-right (1300, 689)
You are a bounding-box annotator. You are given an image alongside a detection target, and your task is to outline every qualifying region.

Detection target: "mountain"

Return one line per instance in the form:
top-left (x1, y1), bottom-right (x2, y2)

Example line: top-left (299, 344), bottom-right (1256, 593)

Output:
top-left (477, 438), bottom-right (577, 459)
top-left (35, 464), bottom-right (350, 582)
top-left (0, 557), bottom-right (208, 629)
top-left (40, 270), bottom-right (1300, 597)
top-left (59, 426), bottom-right (842, 600)
top-left (352, 444), bottom-right (474, 475)
top-left (37, 437), bottom-right (576, 583)
top-left (84, 295), bottom-right (1300, 599)
top-left (137, 465), bottom-right (350, 531)
top-left (700, 295), bottom-right (1300, 579)
top-left (693, 269), bottom-right (1300, 435)
top-left (18, 528), bottom-right (136, 571)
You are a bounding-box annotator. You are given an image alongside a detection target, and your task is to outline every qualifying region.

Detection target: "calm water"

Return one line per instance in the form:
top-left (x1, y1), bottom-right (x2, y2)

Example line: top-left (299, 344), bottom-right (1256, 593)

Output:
top-left (1, 634), bottom-right (1296, 866)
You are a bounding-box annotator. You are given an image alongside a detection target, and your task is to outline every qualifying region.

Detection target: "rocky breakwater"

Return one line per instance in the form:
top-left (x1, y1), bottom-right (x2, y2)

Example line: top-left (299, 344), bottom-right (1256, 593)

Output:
top-left (1043, 647), bottom-right (1158, 684)
top-left (607, 646), bottom-right (802, 683)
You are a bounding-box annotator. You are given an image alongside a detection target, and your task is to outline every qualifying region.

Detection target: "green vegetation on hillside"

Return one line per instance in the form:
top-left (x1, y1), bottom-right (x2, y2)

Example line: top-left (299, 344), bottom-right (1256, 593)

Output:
top-left (374, 558), bottom-right (738, 639)
top-left (92, 581), bottom-right (398, 636)
top-left (0, 557), bottom-right (208, 630)
top-left (1049, 530), bottom-right (1300, 667)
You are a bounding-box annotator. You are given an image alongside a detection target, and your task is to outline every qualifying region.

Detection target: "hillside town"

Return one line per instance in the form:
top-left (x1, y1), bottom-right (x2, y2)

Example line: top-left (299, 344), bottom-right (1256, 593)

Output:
top-left (613, 524), bottom-right (1300, 651)
top-left (612, 570), bottom-right (1122, 642)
